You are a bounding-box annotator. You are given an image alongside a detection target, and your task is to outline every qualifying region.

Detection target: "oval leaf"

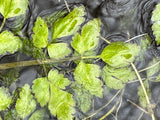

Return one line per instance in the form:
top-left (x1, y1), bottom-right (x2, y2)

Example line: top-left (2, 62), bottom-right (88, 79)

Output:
top-left (100, 42), bottom-right (140, 67)
top-left (0, 31), bottom-right (22, 55)
top-left (0, 0), bottom-right (29, 18)
top-left (74, 61), bottom-right (103, 97)
top-left (32, 17), bottom-right (48, 48)
top-left (15, 84), bottom-right (36, 119)
top-left (48, 43), bottom-right (71, 59)
top-left (52, 6), bottom-right (85, 39)
top-left (71, 18), bottom-right (101, 55)
top-left (32, 77), bottom-right (49, 107)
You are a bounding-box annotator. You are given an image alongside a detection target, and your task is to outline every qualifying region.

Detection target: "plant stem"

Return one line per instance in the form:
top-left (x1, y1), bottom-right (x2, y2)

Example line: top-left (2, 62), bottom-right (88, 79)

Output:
top-left (0, 18), bottom-right (6, 32)
top-left (131, 62), bottom-right (155, 120)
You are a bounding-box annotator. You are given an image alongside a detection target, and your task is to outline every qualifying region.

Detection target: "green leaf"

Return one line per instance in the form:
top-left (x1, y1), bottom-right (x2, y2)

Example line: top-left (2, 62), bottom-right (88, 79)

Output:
top-left (71, 18), bottom-right (101, 55)
top-left (74, 61), bottom-right (103, 97)
top-left (0, 87), bottom-right (12, 111)
top-left (32, 78), bottom-right (49, 107)
top-left (52, 6), bottom-right (85, 39)
top-left (102, 65), bottom-right (136, 89)
top-left (151, 4), bottom-right (160, 22)
top-left (0, 31), bottom-right (22, 55)
top-left (100, 42), bottom-right (140, 67)
top-left (71, 82), bottom-right (92, 113)
top-left (146, 58), bottom-right (160, 80)
top-left (15, 84), bottom-right (36, 119)
top-left (48, 85), bottom-right (75, 120)
top-left (48, 43), bottom-right (71, 59)
top-left (138, 80), bottom-right (151, 108)
top-left (0, 0), bottom-right (29, 18)
top-left (48, 70), bottom-right (70, 89)
top-left (29, 109), bottom-right (46, 120)
top-left (32, 17), bottom-right (48, 48)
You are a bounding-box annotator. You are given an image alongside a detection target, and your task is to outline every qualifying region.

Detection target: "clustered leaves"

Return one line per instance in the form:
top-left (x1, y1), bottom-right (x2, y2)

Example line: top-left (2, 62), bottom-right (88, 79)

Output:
top-left (1, 1), bottom-right (160, 119)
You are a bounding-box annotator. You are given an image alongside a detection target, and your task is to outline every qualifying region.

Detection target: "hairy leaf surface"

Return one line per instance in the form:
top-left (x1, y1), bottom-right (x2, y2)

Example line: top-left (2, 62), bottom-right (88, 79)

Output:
top-left (15, 84), bottom-right (36, 119)
top-left (48, 43), bottom-right (71, 59)
top-left (74, 61), bottom-right (103, 97)
top-left (100, 42), bottom-right (140, 67)
top-left (0, 31), bottom-right (22, 55)
top-left (48, 85), bottom-right (75, 120)
top-left (71, 18), bottom-right (101, 55)
top-left (32, 78), bottom-right (49, 107)
top-left (0, 0), bottom-right (29, 18)
top-left (102, 65), bottom-right (136, 89)
top-left (0, 87), bottom-right (12, 111)
top-left (32, 17), bottom-right (48, 48)
top-left (52, 6), bottom-right (85, 39)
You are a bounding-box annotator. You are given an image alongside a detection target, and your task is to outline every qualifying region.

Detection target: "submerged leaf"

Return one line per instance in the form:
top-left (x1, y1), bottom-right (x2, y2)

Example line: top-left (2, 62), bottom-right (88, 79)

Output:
top-left (0, 31), bottom-right (22, 55)
top-left (0, 0), bottom-right (29, 18)
top-left (52, 6), bottom-right (85, 39)
top-left (48, 85), bottom-right (75, 120)
top-left (138, 80), bottom-right (151, 108)
top-left (102, 65), bottom-right (136, 89)
top-left (74, 61), bottom-right (103, 97)
top-left (48, 70), bottom-right (70, 89)
top-left (15, 84), bottom-right (36, 119)
top-left (32, 17), bottom-right (48, 48)
top-left (71, 82), bottom-right (92, 113)
top-left (32, 78), bottom-right (49, 107)
top-left (71, 18), bottom-right (101, 55)
top-left (0, 87), bottom-right (12, 111)
top-left (48, 43), bottom-right (71, 59)
top-left (100, 42), bottom-right (140, 67)
top-left (29, 109), bottom-right (46, 120)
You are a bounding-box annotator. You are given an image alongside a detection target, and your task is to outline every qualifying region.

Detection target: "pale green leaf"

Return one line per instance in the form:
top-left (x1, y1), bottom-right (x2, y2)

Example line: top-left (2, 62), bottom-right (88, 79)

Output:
top-left (29, 109), bottom-right (46, 120)
top-left (0, 31), bottom-right (22, 55)
top-left (48, 70), bottom-right (70, 89)
top-left (74, 61), bottom-right (103, 97)
top-left (146, 58), bottom-right (160, 80)
top-left (0, 87), bottom-right (12, 111)
top-left (152, 21), bottom-right (160, 45)
top-left (71, 82), bottom-right (92, 113)
top-left (102, 65), bottom-right (136, 89)
top-left (48, 43), bottom-right (71, 59)
top-left (151, 4), bottom-right (160, 22)
top-left (15, 84), bottom-right (36, 119)
top-left (32, 77), bottom-right (49, 107)
top-left (138, 80), bottom-right (151, 108)
top-left (0, 0), bottom-right (29, 18)
top-left (100, 42), bottom-right (140, 67)
top-left (52, 6), bottom-right (85, 39)
top-left (71, 18), bottom-right (101, 55)
top-left (32, 17), bottom-right (48, 48)
top-left (48, 85), bottom-right (75, 120)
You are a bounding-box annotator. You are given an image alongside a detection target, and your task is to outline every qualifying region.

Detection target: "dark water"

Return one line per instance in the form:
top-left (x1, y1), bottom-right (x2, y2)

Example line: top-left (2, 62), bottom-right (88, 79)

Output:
top-left (1, 0), bottom-right (160, 120)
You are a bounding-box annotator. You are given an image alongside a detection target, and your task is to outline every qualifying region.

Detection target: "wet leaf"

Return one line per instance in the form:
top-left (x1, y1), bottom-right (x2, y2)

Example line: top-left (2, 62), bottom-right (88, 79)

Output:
top-left (32, 17), bottom-right (48, 48)
top-left (138, 80), bottom-right (151, 108)
top-left (52, 6), bottom-right (85, 39)
top-left (0, 31), bottom-right (22, 55)
top-left (0, 87), bottom-right (12, 111)
top-left (15, 84), bottom-right (36, 119)
top-left (48, 70), bottom-right (71, 89)
top-left (32, 78), bottom-right (49, 107)
top-left (102, 65), bottom-right (136, 89)
top-left (48, 85), bottom-right (75, 120)
top-left (0, 0), bottom-right (29, 18)
top-left (74, 61), bottom-right (103, 97)
top-left (71, 82), bottom-right (92, 113)
top-left (48, 43), bottom-right (71, 59)
top-left (71, 18), bottom-right (101, 55)
top-left (100, 42), bottom-right (140, 67)
top-left (29, 109), bottom-right (46, 120)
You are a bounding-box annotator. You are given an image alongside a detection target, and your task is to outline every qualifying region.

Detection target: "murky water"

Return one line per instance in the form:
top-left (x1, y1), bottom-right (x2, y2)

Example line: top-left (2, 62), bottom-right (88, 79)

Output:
top-left (1, 0), bottom-right (160, 120)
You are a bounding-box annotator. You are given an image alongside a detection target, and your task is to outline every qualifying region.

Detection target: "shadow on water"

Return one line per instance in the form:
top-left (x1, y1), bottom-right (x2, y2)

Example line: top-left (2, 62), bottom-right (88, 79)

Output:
top-left (0, 0), bottom-right (160, 119)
